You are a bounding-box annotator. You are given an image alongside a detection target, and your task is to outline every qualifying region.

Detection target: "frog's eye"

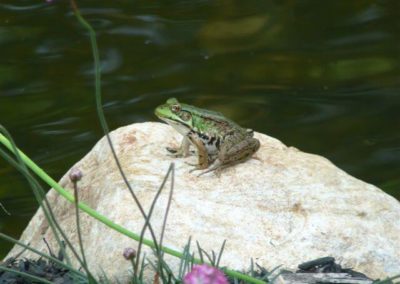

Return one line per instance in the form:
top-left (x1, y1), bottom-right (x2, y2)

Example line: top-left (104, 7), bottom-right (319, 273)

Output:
top-left (171, 104), bottom-right (181, 113)
top-left (180, 111), bottom-right (192, 121)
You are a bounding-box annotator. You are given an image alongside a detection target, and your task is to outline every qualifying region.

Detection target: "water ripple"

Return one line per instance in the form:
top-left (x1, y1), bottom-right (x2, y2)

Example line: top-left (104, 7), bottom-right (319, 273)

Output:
top-left (108, 26), bottom-right (164, 44)
top-left (0, 3), bottom-right (46, 11)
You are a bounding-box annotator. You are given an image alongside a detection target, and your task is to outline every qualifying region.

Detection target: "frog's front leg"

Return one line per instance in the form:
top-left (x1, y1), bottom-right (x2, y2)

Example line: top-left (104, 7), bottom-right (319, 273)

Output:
top-left (166, 136), bottom-right (191, 157)
top-left (198, 137), bottom-right (260, 176)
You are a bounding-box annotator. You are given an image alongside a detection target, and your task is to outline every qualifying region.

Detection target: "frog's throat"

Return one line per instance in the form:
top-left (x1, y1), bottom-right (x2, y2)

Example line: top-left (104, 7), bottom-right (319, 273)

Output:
top-left (160, 117), bottom-right (191, 136)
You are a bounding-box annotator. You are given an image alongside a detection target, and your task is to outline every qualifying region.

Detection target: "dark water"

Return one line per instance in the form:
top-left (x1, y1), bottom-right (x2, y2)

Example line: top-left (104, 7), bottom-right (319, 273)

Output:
top-left (0, 1), bottom-right (399, 258)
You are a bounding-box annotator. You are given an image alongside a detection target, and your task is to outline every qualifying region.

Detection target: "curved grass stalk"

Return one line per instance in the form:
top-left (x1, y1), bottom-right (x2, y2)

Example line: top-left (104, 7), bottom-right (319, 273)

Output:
top-left (0, 128), bottom-right (96, 282)
top-left (134, 163), bottom-right (174, 277)
top-left (69, 0), bottom-right (162, 268)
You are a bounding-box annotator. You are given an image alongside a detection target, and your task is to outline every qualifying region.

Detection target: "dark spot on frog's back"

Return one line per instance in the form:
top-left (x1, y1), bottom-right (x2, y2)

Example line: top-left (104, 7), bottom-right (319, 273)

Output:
top-left (205, 135), bottom-right (221, 150)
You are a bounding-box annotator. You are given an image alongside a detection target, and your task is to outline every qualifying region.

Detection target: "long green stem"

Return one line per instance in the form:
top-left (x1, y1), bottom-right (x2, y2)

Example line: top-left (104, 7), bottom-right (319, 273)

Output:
top-left (0, 134), bottom-right (266, 284)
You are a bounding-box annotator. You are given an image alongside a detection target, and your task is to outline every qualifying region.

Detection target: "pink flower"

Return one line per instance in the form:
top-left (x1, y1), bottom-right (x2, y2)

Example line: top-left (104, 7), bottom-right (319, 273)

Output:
top-left (183, 264), bottom-right (228, 284)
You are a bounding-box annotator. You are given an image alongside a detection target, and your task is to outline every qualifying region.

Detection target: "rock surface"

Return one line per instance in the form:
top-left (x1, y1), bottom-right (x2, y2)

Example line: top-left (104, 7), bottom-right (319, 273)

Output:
top-left (5, 122), bottom-right (400, 281)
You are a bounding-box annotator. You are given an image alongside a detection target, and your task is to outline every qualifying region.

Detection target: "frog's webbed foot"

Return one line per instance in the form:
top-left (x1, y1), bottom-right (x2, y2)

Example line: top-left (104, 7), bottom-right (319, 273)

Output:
top-left (195, 160), bottom-right (225, 177)
top-left (189, 167), bottom-right (202, 174)
top-left (189, 167), bottom-right (211, 176)
top-left (166, 147), bottom-right (184, 157)
top-left (166, 147), bottom-right (196, 157)
top-left (166, 147), bottom-right (183, 158)
top-left (185, 161), bottom-right (199, 167)
top-left (166, 147), bottom-right (178, 154)
top-left (166, 137), bottom-right (192, 157)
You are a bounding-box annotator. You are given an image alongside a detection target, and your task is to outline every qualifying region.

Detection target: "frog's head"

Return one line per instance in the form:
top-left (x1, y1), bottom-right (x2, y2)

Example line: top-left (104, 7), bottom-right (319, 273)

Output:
top-left (155, 98), bottom-right (194, 135)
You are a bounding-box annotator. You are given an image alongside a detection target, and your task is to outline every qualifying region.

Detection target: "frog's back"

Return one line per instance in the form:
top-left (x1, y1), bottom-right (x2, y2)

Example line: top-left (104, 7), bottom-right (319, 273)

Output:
top-left (183, 103), bottom-right (238, 124)
top-left (183, 102), bottom-right (247, 137)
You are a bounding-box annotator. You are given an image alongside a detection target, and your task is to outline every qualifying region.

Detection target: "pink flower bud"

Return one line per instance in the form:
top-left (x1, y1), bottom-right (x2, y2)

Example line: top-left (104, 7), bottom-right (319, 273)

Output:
top-left (123, 247), bottom-right (136, 260)
top-left (69, 167), bottom-right (83, 182)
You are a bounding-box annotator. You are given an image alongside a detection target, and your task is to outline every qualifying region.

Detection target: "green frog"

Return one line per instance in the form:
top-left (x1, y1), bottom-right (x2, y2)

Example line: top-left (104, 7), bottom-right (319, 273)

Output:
top-left (154, 98), bottom-right (260, 176)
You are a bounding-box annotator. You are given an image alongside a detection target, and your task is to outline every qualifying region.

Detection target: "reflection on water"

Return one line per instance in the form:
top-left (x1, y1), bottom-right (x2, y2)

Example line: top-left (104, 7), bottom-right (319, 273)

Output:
top-left (0, 0), bottom-right (399, 257)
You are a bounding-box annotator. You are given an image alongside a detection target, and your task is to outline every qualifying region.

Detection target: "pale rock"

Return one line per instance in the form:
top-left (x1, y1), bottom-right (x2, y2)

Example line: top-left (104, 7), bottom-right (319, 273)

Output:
top-left (5, 122), bottom-right (400, 282)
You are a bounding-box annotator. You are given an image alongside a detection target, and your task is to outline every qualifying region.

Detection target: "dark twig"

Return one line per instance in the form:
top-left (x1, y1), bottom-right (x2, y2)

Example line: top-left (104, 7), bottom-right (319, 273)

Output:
top-left (159, 163), bottom-right (175, 248)
top-left (43, 237), bottom-right (56, 258)
top-left (216, 240), bottom-right (226, 268)
top-left (134, 163), bottom-right (174, 277)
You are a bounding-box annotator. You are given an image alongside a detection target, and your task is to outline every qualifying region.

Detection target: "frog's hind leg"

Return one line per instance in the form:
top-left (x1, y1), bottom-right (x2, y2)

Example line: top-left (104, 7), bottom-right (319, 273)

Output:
top-left (186, 132), bottom-right (211, 171)
top-left (197, 137), bottom-right (260, 176)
